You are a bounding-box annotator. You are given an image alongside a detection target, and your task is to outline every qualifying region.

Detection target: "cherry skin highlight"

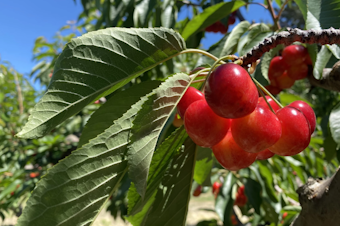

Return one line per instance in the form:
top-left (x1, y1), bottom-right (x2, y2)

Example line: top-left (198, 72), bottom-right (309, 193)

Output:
top-left (205, 64), bottom-right (258, 119)
top-left (258, 96), bottom-right (281, 112)
top-left (212, 132), bottom-right (257, 171)
top-left (177, 87), bottom-right (204, 118)
top-left (231, 105), bottom-right (282, 153)
top-left (282, 45), bottom-right (308, 66)
top-left (288, 100), bottom-right (316, 134)
top-left (256, 149), bottom-right (275, 160)
top-left (269, 106), bottom-right (311, 156)
top-left (184, 99), bottom-right (230, 147)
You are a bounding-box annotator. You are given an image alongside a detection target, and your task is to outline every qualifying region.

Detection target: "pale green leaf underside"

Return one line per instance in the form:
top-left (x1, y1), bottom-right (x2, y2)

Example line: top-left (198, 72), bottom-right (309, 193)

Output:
top-left (17, 27), bottom-right (186, 139)
top-left (17, 88), bottom-right (154, 226)
top-left (181, 1), bottom-right (245, 41)
top-left (330, 102), bottom-right (340, 145)
top-left (127, 72), bottom-right (191, 197)
top-left (142, 137), bottom-right (197, 226)
top-left (78, 80), bottom-right (161, 147)
top-left (126, 127), bottom-right (188, 225)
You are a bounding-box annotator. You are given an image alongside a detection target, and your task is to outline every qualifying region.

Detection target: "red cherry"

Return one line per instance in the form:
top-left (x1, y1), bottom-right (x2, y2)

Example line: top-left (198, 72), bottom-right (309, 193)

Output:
top-left (269, 107), bottom-right (311, 156)
top-left (258, 96), bottom-right (281, 112)
top-left (177, 87), bottom-right (204, 118)
top-left (287, 63), bottom-right (308, 80)
top-left (264, 85), bottom-right (281, 95)
top-left (256, 149), bottom-right (275, 160)
top-left (228, 15), bottom-right (236, 25)
top-left (30, 172), bottom-right (40, 178)
top-left (305, 54), bottom-right (313, 65)
top-left (270, 71), bottom-right (295, 89)
top-left (234, 186), bottom-right (247, 207)
top-left (212, 181), bottom-right (222, 198)
top-left (268, 56), bottom-right (288, 78)
top-left (288, 100), bottom-right (316, 134)
top-left (282, 212), bottom-right (288, 219)
top-left (172, 113), bottom-right (183, 128)
top-left (205, 64), bottom-right (258, 119)
top-left (184, 99), bottom-right (230, 147)
top-left (282, 45), bottom-right (308, 66)
top-left (193, 186), bottom-right (202, 197)
top-left (231, 105), bottom-right (282, 153)
top-left (231, 215), bottom-right (238, 225)
top-left (212, 132), bottom-right (257, 171)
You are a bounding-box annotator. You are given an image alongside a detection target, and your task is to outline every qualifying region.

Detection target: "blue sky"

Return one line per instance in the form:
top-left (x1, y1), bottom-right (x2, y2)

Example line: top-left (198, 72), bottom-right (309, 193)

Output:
top-left (0, 1), bottom-right (273, 80)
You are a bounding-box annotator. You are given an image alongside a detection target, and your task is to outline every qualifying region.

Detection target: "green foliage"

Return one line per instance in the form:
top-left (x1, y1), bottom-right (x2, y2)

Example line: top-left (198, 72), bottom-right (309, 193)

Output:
top-left (3, 0), bottom-right (340, 225)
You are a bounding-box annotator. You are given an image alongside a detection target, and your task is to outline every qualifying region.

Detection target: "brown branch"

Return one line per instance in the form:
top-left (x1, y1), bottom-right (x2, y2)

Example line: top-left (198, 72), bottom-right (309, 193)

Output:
top-left (240, 28), bottom-right (340, 67)
top-left (267, 0), bottom-right (281, 30)
top-left (291, 167), bottom-right (340, 226)
top-left (307, 61), bottom-right (340, 92)
top-left (277, 0), bottom-right (290, 21)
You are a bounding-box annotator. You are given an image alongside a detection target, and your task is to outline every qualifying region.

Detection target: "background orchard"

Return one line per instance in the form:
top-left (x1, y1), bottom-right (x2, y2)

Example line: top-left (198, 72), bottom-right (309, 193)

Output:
top-left (1, 1), bottom-right (340, 226)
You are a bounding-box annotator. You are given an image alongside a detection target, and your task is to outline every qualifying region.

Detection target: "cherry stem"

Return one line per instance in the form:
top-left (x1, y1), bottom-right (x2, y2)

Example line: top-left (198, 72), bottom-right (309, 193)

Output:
top-left (179, 49), bottom-right (220, 61)
top-left (191, 79), bottom-right (206, 84)
top-left (267, 0), bottom-right (281, 30)
top-left (256, 84), bottom-right (276, 114)
top-left (252, 78), bottom-right (284, 108)
top-left (277, 0), bottom-right (290, 22)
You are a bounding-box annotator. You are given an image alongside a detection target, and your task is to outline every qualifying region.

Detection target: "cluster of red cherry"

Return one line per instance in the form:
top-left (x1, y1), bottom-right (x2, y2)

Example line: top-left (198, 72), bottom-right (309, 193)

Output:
top-left (205, 11), bottom-right (236, 34)
top-left (177, 63), bottom-right (316, 171)
top-left (265, 45), bottom-right (312, 95)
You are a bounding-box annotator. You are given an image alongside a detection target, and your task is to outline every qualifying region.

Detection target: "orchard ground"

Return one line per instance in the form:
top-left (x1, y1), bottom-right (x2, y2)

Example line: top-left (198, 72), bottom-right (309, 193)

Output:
top-left (0, 192), bottom-right (222, 226)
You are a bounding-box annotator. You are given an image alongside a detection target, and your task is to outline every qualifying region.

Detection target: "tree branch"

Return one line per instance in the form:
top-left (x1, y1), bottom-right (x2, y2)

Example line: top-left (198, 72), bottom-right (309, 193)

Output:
top-left (307, 61), bottom-right (340, 92)
top-left (291, 167), bottom-right (340, 226)
top-left (266, 0), bottom-right (281, 30)
top-left (240, 28), bottom-right (340, 66)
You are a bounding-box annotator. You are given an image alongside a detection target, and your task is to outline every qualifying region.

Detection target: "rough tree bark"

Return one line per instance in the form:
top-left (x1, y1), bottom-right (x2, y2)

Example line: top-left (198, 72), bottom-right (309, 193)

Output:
top-left (290, 167), bottom-right (340, 226)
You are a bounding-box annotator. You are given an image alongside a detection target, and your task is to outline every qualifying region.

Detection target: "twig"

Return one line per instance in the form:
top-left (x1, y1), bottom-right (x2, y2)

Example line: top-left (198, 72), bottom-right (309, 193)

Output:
top-left (240, 28), bottom-right (340, 66)
top-left (277, 0), bottom-right (290, 21)
top-left (267, 0), bottom-right (281, 30)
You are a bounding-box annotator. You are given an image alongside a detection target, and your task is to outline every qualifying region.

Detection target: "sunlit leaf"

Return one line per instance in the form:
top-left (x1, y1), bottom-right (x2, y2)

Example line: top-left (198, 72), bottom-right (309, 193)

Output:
top-left (17, 27), bottom-right (186, 139)
top-left (330, 102), bottom-right (340, 145)
top-left (127, 73), bottom-right (191, 197)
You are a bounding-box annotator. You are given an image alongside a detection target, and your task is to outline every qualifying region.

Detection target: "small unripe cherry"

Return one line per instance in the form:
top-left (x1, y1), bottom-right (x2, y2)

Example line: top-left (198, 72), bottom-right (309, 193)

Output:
top-left (258, 96), bottom-right (281, 112)
top-left (231, 105), bottom-right (282, 153)
top-left (212, 182), bottom-right (222, 198)
top-left (177, 87), bottom-right (204, 118)
top-left (205, 64), bottom-right (258, 119)
top-left (193, 186), bottom-right (202, 197)
top-left (184, 99), bottom-right (230, 147)
top-left (212, 132), bottom-right (257, 171)
top-left (282, 45), bottom-right (308, 66)
top-left (269, 107), bottom-right (311, 156)
top-left (288, 100), bottom-right (316, 134)
top-left (256, 149), bottom-right (275, 160)
top-left (172, 113), bottom-right (183, 128)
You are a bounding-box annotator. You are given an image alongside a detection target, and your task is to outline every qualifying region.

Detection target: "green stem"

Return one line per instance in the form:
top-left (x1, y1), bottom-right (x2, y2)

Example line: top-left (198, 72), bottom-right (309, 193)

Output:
top-left (256, 84), bottom-right (275, 114)
top-left (252, 78), bottom-right (283, 108)
top-left (179, 49), bottom-right (220, 61)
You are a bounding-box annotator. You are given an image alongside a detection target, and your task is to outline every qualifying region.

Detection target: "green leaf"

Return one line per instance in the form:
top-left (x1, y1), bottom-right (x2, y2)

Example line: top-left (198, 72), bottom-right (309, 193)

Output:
top-left (16, 88), bottom-right (153, 226)
top-left (215, 173), bottom-right (236, 224)
top-left (181, 1), bottom-right (245, 41)
top-left (17, 27), bottom-right (186, 139)
top-left (78, 80), bottom-right (161, 147)
top-left (126, 127), bottom-right (188, 222)
top-left (330, 102), bottom-right (340, 145)
top-left (141, 137), bottom-right (197, 226)
top-left (240, 31), bottom-right (273, 56)
top-left (127, 73), bottom-right (191, 197)
top-left (323, 133), bottom-right (338, 161)
top-left (313, 45), bottom-right (332, 79)
top-left (194, 147), bottom-right (213, 186)
top-left (244, 178), bottom-right (262, 214)
top-left (295, 0), bottom-right (307, 20)
top-left (220, 21), bottom-right (250, 56)
top-left (307, 0), bottom-right (340, 29)
top-left (256, 161), bottom-right (278, 202)
top-left (326, 44), bottom-right (340, 59)
top-left (253, 60), bottom-right (269, 86)
top-left (278, 93), bottom-right (312, 107)
top-left (134, 0), bottom-right (157, 27)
